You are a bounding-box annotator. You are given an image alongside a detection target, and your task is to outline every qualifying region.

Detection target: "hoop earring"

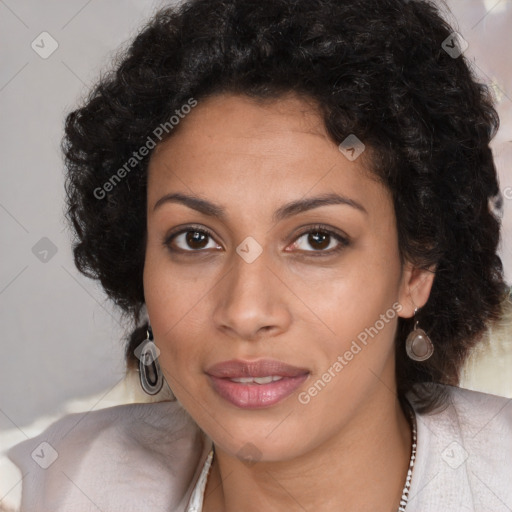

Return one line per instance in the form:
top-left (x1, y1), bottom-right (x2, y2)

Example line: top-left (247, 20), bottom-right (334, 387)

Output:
top-left (138, 325), bottom-right (164, 395)
top-left (405, 308), bottom-right (434, 361)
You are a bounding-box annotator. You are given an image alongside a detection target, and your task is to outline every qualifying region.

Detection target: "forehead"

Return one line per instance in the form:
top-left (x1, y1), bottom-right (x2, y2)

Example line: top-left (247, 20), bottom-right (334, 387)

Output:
top-left (150, 93), bottom-right (330, 163)
top-left (146, 93), bottom-right (388, 217)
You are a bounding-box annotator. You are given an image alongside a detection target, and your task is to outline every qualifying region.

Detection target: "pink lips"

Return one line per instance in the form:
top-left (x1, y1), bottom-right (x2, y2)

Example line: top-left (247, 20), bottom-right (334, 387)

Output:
top-left (206, 358), bottom-right (310, 409)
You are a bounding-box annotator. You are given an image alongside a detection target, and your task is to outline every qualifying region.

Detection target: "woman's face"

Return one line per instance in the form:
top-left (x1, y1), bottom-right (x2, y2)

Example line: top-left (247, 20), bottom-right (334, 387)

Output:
top-left (144, 93), bottom-right (431, 461)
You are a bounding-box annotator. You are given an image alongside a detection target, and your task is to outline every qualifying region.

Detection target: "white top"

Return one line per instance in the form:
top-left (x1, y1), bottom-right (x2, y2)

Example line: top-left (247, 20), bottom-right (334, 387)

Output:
top-left (186, 448), bottom-right (214, 512)
top-left (7, 383), bottom-right (512, 512)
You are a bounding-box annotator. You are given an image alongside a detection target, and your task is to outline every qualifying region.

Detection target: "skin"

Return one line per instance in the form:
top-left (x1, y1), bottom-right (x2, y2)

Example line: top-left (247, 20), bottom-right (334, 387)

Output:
top-left (143, 92), bottom-right (435, 512)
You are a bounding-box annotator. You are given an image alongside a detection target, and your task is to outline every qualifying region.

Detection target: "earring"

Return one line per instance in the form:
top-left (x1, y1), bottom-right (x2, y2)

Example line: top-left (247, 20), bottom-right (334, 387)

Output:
top-left (405, 308), bottom-right (434, 361)
top-left (138, 325), bottom-right (164, 395)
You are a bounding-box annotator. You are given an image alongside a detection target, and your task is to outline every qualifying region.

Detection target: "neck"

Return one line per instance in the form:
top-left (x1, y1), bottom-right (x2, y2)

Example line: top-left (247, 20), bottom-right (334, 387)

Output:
top-left (202, 386), bottom-right (413, 512)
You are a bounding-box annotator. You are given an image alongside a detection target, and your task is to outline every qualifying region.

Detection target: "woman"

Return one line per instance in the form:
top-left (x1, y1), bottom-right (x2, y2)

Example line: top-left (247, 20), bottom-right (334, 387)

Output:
top-left (7, 0), bottom-right (512, 510)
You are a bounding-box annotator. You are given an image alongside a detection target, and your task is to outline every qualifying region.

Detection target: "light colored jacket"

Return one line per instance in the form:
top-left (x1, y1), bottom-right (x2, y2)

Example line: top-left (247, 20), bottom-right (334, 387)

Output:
top-left (7, 383), bottom-right (512, 511)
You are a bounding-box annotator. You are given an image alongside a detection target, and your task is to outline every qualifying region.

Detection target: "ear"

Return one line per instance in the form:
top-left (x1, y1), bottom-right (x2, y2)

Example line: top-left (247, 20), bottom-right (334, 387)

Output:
top-left (397, 262), bottom-right (436, 319)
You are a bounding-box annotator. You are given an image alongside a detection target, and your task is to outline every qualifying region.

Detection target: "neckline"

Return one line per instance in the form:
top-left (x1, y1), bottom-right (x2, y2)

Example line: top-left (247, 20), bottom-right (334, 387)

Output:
top-left (186, 401), bottom-right (417, 512)
top-left (186, 446), bottom-right (215, 512)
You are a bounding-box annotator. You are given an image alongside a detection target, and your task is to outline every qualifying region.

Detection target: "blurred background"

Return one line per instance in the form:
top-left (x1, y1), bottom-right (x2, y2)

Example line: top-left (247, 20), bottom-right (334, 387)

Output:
top-left (1, 0), bottom-right (511, 510)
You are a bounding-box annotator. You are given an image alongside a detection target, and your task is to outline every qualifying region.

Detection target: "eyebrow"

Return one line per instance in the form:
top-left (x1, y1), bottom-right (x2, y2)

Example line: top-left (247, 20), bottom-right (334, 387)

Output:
top-left (153, 192), bottom-right (367, 222)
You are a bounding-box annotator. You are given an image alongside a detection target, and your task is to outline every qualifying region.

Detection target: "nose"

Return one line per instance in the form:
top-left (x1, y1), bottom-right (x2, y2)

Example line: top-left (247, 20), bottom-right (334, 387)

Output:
top-left (212, 248), bottom-right (292, 342)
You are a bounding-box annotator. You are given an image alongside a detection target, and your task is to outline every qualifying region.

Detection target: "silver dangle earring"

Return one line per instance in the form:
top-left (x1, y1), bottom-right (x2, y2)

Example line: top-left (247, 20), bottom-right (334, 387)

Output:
top-left (405, 308), bottom-right (434, 361)
top-left (138, 325), bottom-right (164, 395)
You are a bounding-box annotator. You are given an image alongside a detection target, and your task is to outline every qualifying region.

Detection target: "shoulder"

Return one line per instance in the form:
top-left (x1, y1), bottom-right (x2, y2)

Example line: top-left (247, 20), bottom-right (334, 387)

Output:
top-left (416, 383), bottom-right (512, 444)
top-left (406, 383), bottom-right (512, 512)
top-left (7, 400), bottom-right (212, 512)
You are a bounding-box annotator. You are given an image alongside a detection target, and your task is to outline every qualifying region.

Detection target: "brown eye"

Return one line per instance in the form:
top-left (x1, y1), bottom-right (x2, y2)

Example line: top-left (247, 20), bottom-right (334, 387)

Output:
top-left (306, 231), bottom-right (331, 250)
top-left (164, 227), bottom-right (220, 252)
top-left (185, 230), bottom-right (209, 250)
top-left (291, 225), bottom-right (349, 255)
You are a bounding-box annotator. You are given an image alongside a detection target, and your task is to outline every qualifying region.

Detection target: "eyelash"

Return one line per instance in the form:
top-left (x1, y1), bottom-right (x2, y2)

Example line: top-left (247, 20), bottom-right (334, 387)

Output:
top-left (163, 223), bottom-right (350, 257)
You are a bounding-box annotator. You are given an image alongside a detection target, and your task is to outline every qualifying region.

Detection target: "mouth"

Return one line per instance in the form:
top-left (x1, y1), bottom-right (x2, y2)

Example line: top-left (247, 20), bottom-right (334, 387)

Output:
top-left (206, 358), bottom-right (310, 409)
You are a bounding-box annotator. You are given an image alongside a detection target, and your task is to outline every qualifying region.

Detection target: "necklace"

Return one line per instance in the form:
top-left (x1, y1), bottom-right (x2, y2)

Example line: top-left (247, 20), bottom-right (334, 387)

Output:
top-left (195, 400), bottom-right (417, 512)
top-left (398, 399), bottom-right (417, 512)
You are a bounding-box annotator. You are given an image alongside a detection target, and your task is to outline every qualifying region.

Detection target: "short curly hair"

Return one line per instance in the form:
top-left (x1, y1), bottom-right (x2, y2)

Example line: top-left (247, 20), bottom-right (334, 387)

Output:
top-left (63, 0), bottom-right (508, 413)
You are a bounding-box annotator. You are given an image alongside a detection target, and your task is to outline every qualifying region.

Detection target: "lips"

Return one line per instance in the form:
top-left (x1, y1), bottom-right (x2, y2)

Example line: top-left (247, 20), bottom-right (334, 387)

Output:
top-left (205, 358), bottom-right (309, 379)
top-left (205, 358), bottom-right (310, 409)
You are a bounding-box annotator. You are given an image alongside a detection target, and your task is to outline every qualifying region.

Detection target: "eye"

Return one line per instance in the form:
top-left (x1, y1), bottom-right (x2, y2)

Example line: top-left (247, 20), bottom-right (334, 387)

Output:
top-left (289, 224), bottom-right (349, 255)
top-left (164, 225), bottom-right (220, 253)
top-left (163, 223), bottom-right (350, 256)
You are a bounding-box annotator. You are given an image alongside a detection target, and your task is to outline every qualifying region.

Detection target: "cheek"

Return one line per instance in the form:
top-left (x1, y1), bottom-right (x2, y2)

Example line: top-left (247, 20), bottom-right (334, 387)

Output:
top-left (297, 246), bottom-right (401, 337)
top-left (144, 234), bottom-right (196, 317)
top-left (142, 246), bottom-right (213, 372)
top-left (301, 242), bottom-right (402, 371)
